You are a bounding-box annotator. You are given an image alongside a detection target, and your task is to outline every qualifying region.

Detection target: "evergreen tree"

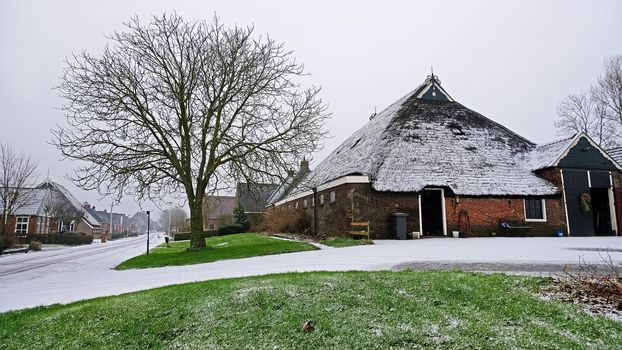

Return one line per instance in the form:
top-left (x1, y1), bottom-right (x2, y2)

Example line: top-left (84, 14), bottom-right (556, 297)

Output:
top-left (233, 202), bottom-right (250, 230)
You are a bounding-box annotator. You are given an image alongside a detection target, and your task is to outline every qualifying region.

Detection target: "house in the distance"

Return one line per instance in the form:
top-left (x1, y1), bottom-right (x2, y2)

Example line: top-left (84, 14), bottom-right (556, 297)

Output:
top-left (91, 208), bottom-right (133, 238)
top-left (236, 182), bottom-right (279, 224)
top-left (203, 196), bottom-right (236, 230)
top-left (0, 181), bottom-right (102, 238)
top-left (269, 74), bottom-right (622, 238)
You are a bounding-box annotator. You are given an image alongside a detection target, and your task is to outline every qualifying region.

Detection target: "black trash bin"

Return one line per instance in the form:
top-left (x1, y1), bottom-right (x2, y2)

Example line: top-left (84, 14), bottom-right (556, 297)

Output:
top-left (391, 213), bottom-right (408, 239)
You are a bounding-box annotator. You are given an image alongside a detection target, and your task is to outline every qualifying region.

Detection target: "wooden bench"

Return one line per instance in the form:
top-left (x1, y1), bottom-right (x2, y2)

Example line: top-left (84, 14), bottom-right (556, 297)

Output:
top-left (498, 218), bottom-right (531, 237)
top-left (350, 221), bottom-right (370, 239)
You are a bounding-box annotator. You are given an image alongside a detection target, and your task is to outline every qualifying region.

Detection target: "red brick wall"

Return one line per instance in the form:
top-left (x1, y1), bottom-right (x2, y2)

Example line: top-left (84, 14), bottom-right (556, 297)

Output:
top-left (275, 183), bottom-right (567, 238)
top-left (445, 196), bottom-right (566, 236)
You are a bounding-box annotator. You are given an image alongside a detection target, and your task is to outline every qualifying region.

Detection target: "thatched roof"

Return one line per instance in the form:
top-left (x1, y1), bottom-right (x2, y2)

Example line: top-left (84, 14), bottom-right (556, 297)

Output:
top-left (279, 75), bottom-right (561, 199)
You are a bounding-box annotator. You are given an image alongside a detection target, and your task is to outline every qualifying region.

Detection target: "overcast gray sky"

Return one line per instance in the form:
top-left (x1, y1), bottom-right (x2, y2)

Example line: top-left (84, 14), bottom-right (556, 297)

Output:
top-left (1, 0), bottom-right (620, 215)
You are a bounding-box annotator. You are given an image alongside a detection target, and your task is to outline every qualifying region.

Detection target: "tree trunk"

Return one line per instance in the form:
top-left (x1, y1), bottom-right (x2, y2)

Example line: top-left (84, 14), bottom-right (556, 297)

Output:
top-left (189, 198), bottom-right (206, 249)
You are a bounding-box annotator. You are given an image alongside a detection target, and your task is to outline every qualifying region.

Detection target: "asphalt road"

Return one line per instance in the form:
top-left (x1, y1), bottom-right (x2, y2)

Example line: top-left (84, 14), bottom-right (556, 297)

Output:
top-left (1, 235), bottom-right (621, 313)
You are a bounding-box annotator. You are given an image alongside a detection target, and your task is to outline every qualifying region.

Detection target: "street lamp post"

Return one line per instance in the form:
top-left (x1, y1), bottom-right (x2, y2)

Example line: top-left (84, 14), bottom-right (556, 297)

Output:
top-left (146, 210), bottom-right (151, 255)
top-left (168, 207), bottom-right (172, 236)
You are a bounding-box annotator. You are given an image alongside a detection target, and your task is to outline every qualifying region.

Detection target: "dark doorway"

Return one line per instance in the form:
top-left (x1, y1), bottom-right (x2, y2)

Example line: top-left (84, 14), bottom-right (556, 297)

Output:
top-left (421, 189), bottom-right (444, 235)
top-left (590, 188), bottom-right (612, 236)
top-left (562, 170), bottom-right (594, 236)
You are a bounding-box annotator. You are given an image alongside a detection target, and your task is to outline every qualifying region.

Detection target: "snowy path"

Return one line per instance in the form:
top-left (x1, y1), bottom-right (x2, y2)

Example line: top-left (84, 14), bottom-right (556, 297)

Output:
top-left (0, 236), bottom-right (621, 312)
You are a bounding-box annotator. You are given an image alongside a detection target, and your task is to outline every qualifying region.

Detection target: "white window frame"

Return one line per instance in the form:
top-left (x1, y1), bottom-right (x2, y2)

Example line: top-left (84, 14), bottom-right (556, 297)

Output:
top-left (319, 194), bottom-right (325, 206)
top-left (524, 199), bottom-right (547, 222)
top-left (15, 216), bottom-right (29, 236)
top-left (303, 199), bottom-right (307, 208)
top-left (330, 191), bottom-right (336, 203)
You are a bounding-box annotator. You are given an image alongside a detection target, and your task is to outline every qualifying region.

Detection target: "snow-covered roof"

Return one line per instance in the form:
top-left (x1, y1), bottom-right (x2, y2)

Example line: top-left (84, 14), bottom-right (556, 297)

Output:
top-left (39, 181), bottom-right (102, 227)
top-left (279, 75), bottom-right (562, 199)
top-left (1, 189), bottom-right (50, 216)
top-left (607, 147), bottom-right (622, 166)
top-left (527, 135), bottom-right (577, 171)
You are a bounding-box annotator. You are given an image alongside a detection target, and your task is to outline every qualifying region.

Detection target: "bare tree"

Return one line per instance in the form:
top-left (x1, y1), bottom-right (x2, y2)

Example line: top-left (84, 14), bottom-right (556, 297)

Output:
top-left (52, 14), bottom-right (329, 249)
top-left (0, 143), bottom-right (38, 247)
top-left (49, 200), bottom-right (85, 232)
top-left (554, 92), bottom-right (620, 149)
top-left (592, 55), bottom-right (622, 129)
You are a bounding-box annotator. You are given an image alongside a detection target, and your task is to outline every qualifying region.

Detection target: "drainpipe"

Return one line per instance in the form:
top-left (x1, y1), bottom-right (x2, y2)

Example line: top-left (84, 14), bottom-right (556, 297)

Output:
top-left (313, 187), bottom-right (318, 235)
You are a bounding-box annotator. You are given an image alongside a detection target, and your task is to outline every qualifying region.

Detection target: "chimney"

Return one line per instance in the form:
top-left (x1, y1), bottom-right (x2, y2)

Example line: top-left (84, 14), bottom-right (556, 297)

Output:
top-left (300, 158), bottom-right (310, 174)
top-left (83, 202), bottom-right (91, 210)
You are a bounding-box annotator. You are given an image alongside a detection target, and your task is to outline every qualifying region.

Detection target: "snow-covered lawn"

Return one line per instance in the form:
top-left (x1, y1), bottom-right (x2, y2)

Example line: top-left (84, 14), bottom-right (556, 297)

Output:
top-left (0, 236), bottom-right (620, 312)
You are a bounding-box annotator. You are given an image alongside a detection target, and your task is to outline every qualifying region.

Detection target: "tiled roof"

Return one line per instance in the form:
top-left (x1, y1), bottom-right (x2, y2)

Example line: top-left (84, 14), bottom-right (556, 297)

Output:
top-left (236, 183), bottom-right (279, 213)
top-left (607, 147), bottom-right (622, 165)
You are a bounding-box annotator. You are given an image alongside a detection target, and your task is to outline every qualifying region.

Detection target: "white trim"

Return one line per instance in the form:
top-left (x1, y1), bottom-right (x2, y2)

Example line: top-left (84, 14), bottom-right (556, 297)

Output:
top-left (440, 189), bottom-right (447, 236)
top-left (560, 169), bottom-right (571, 236)
top-left (272, 175), bottom-right (370, 207)
top-left (587, 170), bottom-right (592, 188)
top-left (524, 198), bottom-right (547, 222)
top-left (609, 172), bottom-right (617, 234)
top-left (550, 133), bottom-right (622, 171)
top-left (418, 194), bottom-right (423, 235)
top-left (317, 175), bottom-right (370, 192)
top-left (15, 216), bottom-right (29, 236)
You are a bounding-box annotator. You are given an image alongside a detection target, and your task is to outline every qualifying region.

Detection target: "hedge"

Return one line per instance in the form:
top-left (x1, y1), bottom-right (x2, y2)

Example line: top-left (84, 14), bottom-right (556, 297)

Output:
top-left (217, 223), bottom-right (245, 236)
top-left (173, 230), bottom-right (218, 241)
top-left (111, 232), bottom-right (129, 240)
top-left (28, 232), bottom-right (93, 245)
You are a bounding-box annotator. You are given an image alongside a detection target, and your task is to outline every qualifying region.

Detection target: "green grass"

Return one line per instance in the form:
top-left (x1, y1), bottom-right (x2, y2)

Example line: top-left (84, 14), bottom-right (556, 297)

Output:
top-left (320, 237), bottom-right (373, 247)
top-left (115, 233), bottom-right (318, 270)
top-left (1, 271), bottom-right (620, 349)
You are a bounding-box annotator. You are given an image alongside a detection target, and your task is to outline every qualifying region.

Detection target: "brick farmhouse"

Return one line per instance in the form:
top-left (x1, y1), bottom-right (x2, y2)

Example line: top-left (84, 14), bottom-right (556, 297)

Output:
top-left (268, 74), bottom-right (622, 238)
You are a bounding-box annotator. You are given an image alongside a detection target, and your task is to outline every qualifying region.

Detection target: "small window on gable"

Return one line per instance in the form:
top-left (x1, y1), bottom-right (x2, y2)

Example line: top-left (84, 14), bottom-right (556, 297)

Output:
top-left (350, 138), bottom-right (361, 149)
top-left (524, 199), bottom-right (546, 222)
top-left (448, 123), bottom-right (465, 136)
top-left (330, 191), bottom-right (336, 203)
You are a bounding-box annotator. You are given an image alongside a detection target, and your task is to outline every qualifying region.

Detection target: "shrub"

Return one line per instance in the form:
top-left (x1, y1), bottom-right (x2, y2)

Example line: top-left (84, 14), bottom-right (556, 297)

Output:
top-left (217, 223), bottom-right (245, 236)
top-left (173, 230), bottom-right (218, 241)
top-left (111, 232), bottom-right (128, 240)
top-left (263, 208), bottom-right (311, 234)
top-left (29, 241), bottom-right (42, 251)
top-left (28, 232), bottom-right (93, 245)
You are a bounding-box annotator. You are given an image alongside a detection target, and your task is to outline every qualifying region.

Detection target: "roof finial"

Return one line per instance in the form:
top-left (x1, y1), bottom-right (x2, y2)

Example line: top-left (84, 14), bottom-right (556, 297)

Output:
top-left (369, 106), bottom-right (377, 120)
top-left (431, 65), bottom-right (434, 77)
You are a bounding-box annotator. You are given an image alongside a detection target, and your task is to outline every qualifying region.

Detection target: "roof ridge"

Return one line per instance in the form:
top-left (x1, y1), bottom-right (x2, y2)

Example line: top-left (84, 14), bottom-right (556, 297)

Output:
top-left (536, 134), bottom-right (576, 148)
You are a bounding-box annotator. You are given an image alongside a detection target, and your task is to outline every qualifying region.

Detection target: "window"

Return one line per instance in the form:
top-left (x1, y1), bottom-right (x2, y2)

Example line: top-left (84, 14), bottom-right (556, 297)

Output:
top-left (319, 195), bottom-right (324, 206)
top-left (303, 199), bottom-right (307, 208)
top-left (295, 202), bottom-right (299, 209)
top-left (524, 199), bottom-right (546, 221)
top-left (15, 216), bottom-right (29, 236)
top-left (330, 191), bottom-right (336, 203)
top-left (312, 197), bottom-right (315, 207)
top-left (208, 224), bottom-right (215, 230)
